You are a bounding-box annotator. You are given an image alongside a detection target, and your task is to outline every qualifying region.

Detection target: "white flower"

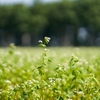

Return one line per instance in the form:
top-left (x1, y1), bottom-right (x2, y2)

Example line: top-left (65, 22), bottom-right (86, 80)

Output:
top-left (38, 40), bottom-right (43, 43)
top-left (5, 80), bottom-right (11, 84)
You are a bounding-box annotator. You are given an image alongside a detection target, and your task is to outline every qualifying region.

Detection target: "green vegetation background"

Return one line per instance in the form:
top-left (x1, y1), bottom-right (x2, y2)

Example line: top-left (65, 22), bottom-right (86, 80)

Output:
top-left (0, 0), bottom-right (100, 46)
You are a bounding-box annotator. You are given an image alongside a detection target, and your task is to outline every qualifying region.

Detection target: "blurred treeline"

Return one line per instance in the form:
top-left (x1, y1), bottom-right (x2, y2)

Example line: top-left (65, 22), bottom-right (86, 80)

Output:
top-left (0, 0), bottom-right (100, 46)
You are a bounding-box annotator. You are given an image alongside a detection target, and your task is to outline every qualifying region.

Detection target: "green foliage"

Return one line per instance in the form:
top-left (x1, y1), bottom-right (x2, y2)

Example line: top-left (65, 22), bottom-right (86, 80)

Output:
top-left (0, 40), bottom-right (100, 99)
top-left (75, 0), bottom-right (100, 29)
top-left (9, 43), bottom-right (16, 54)
top-left (38, 36), bottom-right (50, 48)
top-left (0, 0), bottom-right (100, 37)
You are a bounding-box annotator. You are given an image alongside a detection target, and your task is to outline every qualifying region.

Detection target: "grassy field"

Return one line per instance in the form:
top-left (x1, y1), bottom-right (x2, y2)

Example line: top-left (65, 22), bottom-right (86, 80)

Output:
top-left (0, 45), bottom-right (100, 100)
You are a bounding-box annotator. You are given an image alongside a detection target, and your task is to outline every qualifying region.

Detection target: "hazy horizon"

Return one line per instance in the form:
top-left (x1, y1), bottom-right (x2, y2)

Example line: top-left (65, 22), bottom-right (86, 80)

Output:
top-left (0, 0), bottom-right (60, 5)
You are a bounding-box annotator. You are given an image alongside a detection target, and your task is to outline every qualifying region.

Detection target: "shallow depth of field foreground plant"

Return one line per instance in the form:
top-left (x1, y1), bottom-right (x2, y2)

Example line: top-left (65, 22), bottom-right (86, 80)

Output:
top-left (0, 37), bottom-right (100, 100)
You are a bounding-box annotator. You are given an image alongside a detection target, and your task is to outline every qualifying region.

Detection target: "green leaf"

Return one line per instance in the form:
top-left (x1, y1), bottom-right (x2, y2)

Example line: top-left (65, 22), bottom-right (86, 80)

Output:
top-left (38, 44), bottom-right (46, 48)
top-left (93, 77), bottom-right (100, 86)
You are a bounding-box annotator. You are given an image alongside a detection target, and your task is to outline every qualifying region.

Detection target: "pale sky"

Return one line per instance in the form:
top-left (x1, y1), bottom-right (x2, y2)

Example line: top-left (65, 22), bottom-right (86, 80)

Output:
top-left (0, 0), bottom-right (60, 5)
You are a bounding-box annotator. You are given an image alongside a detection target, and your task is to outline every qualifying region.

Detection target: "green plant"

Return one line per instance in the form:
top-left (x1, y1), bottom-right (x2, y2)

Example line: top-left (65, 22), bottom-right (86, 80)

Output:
top-left (0, 38), bottom-right (100, 100)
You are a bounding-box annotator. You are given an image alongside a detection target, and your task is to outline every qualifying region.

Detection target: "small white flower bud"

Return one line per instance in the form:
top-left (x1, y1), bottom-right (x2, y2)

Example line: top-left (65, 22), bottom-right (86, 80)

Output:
top-left (38, 40), bottom-right (43, 43)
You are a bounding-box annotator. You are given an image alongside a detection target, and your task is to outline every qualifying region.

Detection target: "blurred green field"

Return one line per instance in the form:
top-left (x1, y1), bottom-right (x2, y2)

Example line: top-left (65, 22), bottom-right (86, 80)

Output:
top-left (0, 47), bottom-right (100, 100)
